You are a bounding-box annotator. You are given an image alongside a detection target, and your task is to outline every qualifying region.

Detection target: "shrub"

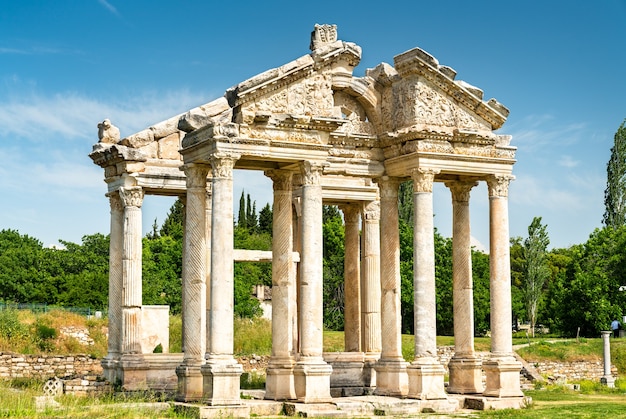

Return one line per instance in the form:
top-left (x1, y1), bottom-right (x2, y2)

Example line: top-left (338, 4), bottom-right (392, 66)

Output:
top-left (0, 309), bottom-right (28, 340)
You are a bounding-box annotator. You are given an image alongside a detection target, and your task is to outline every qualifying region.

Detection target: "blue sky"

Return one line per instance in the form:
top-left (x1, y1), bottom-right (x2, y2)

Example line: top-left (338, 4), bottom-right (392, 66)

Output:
top-left (1, 0), bottom-right (625, 250)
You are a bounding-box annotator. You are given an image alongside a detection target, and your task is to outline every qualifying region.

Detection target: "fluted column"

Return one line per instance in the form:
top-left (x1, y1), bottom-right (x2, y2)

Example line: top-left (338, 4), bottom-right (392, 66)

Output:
top-left (102, 191), bottom-right (123, 383)
top-left (445, 180), bottom-right (483, 394)
top-left (202, 153), bottom-right (243, 406)
top-left (483, 175), bottom-right (523, 397)
top-left (176, 164), bottom-right (209, 402)
top-left (341, 204), bottom-right (361, 353)
top-left (361, 200), bottom-right (382, 356)
top-left (294, 161), bottom-right (332, 403)
top-left (265, 169), bottom-right (297, 400)
top-left (118, 186), bottom-right (147, 390)
top-left (375, 177), bottom-right (408, 396)
top-left (407, 169), bottom-right (446, 400)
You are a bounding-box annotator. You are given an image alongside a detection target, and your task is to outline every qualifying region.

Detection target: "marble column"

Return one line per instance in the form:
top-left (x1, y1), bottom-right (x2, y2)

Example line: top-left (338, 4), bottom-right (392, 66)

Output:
top-left (118, 186), bottom-right (147, 390)
top-left (375, 177), bottom-right (408, 396)
top-left (340, 204), bottom-right (361, 353)
top-left (265, 169), bottom-right (297, 400)
top-left (483, 175), bottom-right (523, 397)
top-left (176, 164), bottom-right (209, 402)
top-left (294, 161), bottom-right (332, 403)
top-left (201, 153), bottom-right (243, 406)
top-left (361, 200), bottom-right (382, 356)
top-left (204, 184), bottom-right (212, 356)
top-left (407, 169), bottom-right (446, 400)
top-left (102, 191), bottom-right (123, 383)
top-left (445, 180), bottom-right (483, 394)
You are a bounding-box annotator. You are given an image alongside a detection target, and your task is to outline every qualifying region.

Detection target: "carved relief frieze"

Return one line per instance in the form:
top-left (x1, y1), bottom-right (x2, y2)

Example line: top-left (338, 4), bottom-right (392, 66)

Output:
top-left (249, 73), bottom-right (334, 118)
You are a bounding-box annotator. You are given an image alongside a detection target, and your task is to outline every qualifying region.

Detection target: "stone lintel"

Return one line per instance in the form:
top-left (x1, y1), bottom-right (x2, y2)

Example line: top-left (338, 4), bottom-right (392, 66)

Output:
top-left (384, 152), bottom-right (514, 179)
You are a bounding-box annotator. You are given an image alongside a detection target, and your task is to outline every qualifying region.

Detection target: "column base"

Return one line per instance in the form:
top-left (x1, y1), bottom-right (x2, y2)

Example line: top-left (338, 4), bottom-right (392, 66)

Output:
top-left (101, 355), bottom-right (121, 385)
top-left (265, 357), bottom-right (296, 400)
top-left (119, 353), bottom-right (148, 391)
top-left (294, 358), bottom-right (333, 403)
top-left (483, 356), bottom-right (524, 398)
top-left (447, 356), bottom-right (484, 394)
top-left (407, 358), bottom-right (447, 400)
top-left (601, 375), bottom-right (616, 388)
top-left (374, 358), bottom-right (409, 397)
top-left (201, 358), bottom-right (244, 406)
top-left (175, 364), bottom-right (204, 402)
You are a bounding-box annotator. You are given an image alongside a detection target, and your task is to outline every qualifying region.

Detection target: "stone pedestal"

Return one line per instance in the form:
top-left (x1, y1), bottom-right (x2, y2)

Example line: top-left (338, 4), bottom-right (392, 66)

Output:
top-left (175, 365), bottom-right (203, 402)
top-left (407, 359), bottom-right (447, 400)
top-left (447, 357), bottom-right (484, 394)
top-left (201, 360), bottom-right (244, 406)
top-left (266, 357), bottom-right (297, 401)
top-left (600, 330), bottom-right (615, 387)
top-left (119, 353), bottom-right (148, 391)
top-left (483, 357), bottom-right (524, 397)
top-left (294, 360), bottom-right (333, 403)
top-left (375, 359), bottom-right (409, 397)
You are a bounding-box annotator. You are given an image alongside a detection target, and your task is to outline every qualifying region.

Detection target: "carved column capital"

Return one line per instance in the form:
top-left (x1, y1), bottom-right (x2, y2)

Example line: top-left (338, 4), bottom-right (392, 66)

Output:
top-left (107, 191), bottom-right (124, 212)
top-left (339, 204), bottom-right (361, 224)
top-left (300, 161), bottom-right (325, 186)
top-left (487, 174), bottom-right (515, 198)
top-left (183, 164), bottom-right (211, 189)
top-left (362, 200), bottom-right (380, 221)
top-left (210, 153), bottom-right (240, 179)
top-left (376, 176), bottom-right (402, 199)
top-left (445, 180), bottom-right (479, 203)
top-left (266, 169), bottom-right (294, 192)
top-left (411, 168), bottom-right (440, 193)
top-left (118, 187), bottom-right (144, 208)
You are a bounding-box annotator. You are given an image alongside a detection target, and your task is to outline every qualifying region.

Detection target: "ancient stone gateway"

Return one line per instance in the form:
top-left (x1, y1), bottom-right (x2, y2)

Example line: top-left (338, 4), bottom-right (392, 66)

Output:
top-left (90, 24), bottom-right (523, 413)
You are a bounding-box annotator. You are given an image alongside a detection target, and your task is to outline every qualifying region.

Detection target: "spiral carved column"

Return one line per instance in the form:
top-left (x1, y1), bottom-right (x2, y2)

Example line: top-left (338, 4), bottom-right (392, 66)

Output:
top-left (176, 164), bottom-right (209, 401)
top-left (375, 177), bottom-right (408, 396)
top-left (265, 169), bottom-right (297, 401)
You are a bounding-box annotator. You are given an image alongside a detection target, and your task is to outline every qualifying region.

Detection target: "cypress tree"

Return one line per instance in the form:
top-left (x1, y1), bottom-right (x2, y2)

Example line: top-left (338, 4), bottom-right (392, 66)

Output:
top-left (603, 120), bottom-right (626, 228)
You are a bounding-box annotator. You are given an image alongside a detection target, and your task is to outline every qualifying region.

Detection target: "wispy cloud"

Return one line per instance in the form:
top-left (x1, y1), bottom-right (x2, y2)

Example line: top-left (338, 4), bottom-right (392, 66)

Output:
top-left (506, 114), bottom-right (587, 152)
top-left (97, 0), bottom-right (119, 15)
top-left (558, 155), bottom-right (579, 168)
top-left (0, 89), bottom-right (208, 143)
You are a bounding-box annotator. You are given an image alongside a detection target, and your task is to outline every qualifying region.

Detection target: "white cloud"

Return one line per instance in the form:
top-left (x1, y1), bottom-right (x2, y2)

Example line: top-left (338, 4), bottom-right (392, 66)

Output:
top-left (97, 0), bottom-right (119, 15)
top-left (506, 114), bottom-right (587, 152)
top-left (558, 155), bottom-right (579, 168)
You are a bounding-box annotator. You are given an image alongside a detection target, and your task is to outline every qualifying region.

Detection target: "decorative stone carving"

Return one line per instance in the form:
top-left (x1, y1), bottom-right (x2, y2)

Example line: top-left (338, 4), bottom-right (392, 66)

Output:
top-left (310, 24), bottom-right (337, 51)
top-left (487, 174), bottom-right (514, 198)
top-left (300, 161), bottom-right (324, 185)
top-left (118, 187), bottom-right (144, 208)
top-left (97, 119), bottom-right (120, 144)
top-left (210, 154), bottom-right (239, 179)
top-left (411, 169), bottom-right (439, 193)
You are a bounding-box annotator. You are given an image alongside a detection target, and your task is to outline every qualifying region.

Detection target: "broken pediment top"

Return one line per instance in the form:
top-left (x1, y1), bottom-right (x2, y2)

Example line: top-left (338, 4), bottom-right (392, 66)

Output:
top-left (456, 80), bottom-right (484, 100)
top-left (487, 98), bottom-right (510, 118)
top-left (366, 62), bottom-right (400, 86)
top-left (310, 24), bottom-right (338, 51)
top-left (89, 143), bottom-right (148, 168)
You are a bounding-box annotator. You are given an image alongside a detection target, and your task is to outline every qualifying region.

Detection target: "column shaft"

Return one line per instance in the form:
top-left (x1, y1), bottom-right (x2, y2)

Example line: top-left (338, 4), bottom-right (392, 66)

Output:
top-left (119, 187), bottom-right (144, 355)
top-left (361, 201), bottom-right (382, 355)
top-left (265, 170), bottom-right (296, 400)
top-left (341, 204), bottom-right (361, 352)
top-left (375, 177), bottom-right (408, 397)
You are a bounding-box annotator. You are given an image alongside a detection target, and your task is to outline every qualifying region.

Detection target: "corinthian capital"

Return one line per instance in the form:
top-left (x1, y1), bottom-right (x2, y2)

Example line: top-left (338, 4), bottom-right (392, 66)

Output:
top-left (118, 187), bottom-right (144, 208)
top-left (183, 164), bottom-right (210, 189)
top-left (265, 169), bottom-right (293, 192)
top-left (210, 153), bottom-right (240, 179)
top-left (362, 200), bottom-right (380, 221)
top-left (339, 204), bottom-right (361, 224)
top-left (300, 161), bottom-right (325, 186)
top-left (487, 174), bottom-right (515, 198)
top-left (411, 168), bottom-right (440, 193)
top-left (445, 180), bottom-right (478, 203)
top-left (376, 176), bottom-right (402, 200)
top-left (107, 191), bottom-right (124, 212)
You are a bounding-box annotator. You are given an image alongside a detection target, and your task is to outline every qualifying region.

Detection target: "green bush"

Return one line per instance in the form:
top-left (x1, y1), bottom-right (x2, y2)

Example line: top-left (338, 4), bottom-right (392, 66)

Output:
top-left (0, 309), bottom-right (28, 340)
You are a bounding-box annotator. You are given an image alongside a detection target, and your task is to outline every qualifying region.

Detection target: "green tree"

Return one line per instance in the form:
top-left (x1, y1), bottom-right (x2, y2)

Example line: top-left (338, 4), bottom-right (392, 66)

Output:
top-left (238, 191), bottom-right (247, 228)
top-left (258, 203), bottom-right (273, 235)
top-left (160, 198), bottom-right (184, 241)
top-left (522, 217), bottom-right (550, 336)
top-left (322, 206), bottom-right (345, 330)
top-left (0, 230), bottom-right (45, 303)
top-left (603, 119), bottom-right (626, 228)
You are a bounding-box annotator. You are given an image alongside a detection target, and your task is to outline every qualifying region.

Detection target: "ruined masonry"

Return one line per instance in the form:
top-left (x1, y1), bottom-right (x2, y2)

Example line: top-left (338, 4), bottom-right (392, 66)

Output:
top-left (90, 24), bottom-right (524, 414)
